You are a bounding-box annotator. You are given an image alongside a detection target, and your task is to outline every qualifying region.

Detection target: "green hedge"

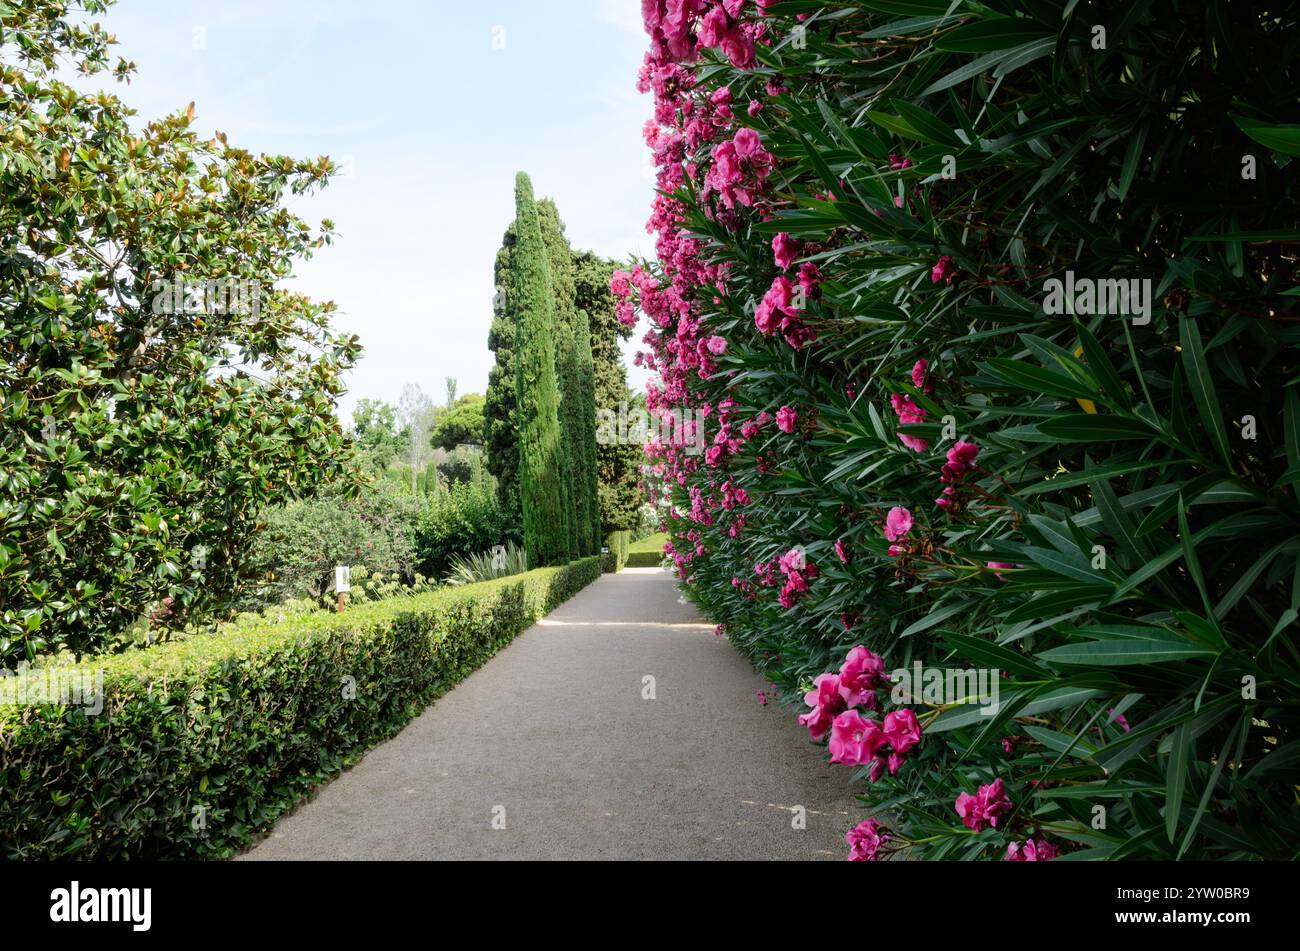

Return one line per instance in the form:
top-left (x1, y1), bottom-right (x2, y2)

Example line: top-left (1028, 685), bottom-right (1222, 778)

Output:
top-left (625, 533), bottom-right (668, 569)
top-left (0, 557), bottom-right (603, 859)
top-left (604, 530), bottom-right (630, 572)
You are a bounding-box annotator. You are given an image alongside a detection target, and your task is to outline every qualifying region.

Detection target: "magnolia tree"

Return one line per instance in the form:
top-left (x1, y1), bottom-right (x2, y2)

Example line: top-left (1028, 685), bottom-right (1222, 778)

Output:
top-left (0, 0), bottom-right (360, 662)
top-left (621, 0), bottom-right (1300, 860)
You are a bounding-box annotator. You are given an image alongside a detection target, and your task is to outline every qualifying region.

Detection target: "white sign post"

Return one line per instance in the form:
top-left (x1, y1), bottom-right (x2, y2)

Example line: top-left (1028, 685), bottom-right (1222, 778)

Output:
top-left (334, 565), bottom-right (351, 613)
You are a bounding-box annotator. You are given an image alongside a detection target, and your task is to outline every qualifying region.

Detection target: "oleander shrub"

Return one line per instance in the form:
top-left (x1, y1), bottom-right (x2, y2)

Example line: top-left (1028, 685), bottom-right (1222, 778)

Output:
top-left (0, 558), bottom-right (602, 859)
top-left (625, 1), bottom-right (1300, 860)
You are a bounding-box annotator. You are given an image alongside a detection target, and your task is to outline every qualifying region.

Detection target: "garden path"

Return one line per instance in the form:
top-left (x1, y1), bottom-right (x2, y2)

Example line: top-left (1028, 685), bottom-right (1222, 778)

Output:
top-left (242, 567), bottom-right (861, 860)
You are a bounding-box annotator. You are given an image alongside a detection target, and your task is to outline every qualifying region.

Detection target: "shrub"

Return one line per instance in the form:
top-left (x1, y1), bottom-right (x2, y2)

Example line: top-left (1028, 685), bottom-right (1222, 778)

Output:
top-left (412, 479), bottom-right (518, 578)
top-left (626, 1), bottom-right (1299, 860)
top-left (444, 541), bottom-right (529, 586)
top-left (0, 558), bottom-right (603, 859)
top-left (604, 530), bottom-right (631, 572)
top-left (626, 533), bottom-right (668, 569)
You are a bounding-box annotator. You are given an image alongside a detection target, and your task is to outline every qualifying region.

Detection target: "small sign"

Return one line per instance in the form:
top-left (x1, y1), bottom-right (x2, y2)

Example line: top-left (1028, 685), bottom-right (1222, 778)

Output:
top-left (334, 565), bottom-right (351, 594)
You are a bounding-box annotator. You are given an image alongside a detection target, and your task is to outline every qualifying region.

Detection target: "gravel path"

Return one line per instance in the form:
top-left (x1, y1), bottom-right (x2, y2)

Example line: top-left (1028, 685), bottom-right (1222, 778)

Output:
top-left (241, 568), bottom-right (861, 860)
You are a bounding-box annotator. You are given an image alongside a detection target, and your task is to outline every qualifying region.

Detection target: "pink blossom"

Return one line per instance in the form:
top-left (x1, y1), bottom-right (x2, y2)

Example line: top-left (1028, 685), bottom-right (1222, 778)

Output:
top-left (1006, 838), bottom-right (1060, 862)
top-left (834, 538), bottom-right (849, 564)
top-left (889, 152), bottom-right (912, 171)
top-left (829, 710), bottom-right (884, 766)
top-left (776, 405), bottom-right (798, 433)
top-left (931, 254), bottom-right (957, 285)
top-left (846, 818), bottom-right (888, 861)
top-left (884, 506), bottom-right (913, 542)
top-left (988, 561), bottom-right (1016, 581)
top-left (772, 232), bottom-right (799, 270)
top-left (799, 672), bottom-right (845, 740)
top-left (882, 709), bottom-right (922, 754)
top-left (756, 690), bottom-right (768, 706)
top-left (705, 335), bottom-right (727, 355)
top-left (838, 646), bottom-right (885, 707)
top-left (954, 778), bottom-right (1013, 831)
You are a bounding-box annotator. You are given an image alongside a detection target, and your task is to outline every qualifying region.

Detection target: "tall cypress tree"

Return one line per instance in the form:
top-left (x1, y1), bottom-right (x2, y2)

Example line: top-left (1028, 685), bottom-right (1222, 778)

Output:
top-left (511, 172), bottom-right (570, 565)
top-left (537, 200), bottom-right (580, 558)
top-left (485, 223), bottom-right (522, 525)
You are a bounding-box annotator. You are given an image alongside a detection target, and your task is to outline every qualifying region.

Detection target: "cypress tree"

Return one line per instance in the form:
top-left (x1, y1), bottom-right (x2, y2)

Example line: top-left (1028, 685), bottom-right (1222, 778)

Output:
top-left (511, 172), bottom-right (570, 566)
top-left (485, 223), bottom-right (522, 525)
top-left (537, 200), bottom-right (580, 558)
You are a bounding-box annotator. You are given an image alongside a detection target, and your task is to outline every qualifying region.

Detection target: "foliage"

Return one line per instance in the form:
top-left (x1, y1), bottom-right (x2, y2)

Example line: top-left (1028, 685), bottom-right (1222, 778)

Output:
top-left (604, 529), bottom-right (630, 573)
top-left (625, 533), bottom-right (668, 569)
top-left (0, 558), bottom-right (604, 859)
top-left (444, 540), bottom-right (528, 587)
top-left (412, 478), bottom-right (518, 579)
top-left (628, 0), bottom-right (1300, 860)
top-left (241, 481), bottom-right (421, 606)
top-left (538, 199), bottom-right (581, 556)
top-left (573, 309), bottom-right (604, 553)
top-left (577, 250), bottom-right (644, 533)
top-left (431, 392), bottom-right (486, 450)
top-left (0, 0), bottom-right (360, 664)
top-left (351, 398), bottom-right (406, 468)
top-left (511, 172), bottom-right (571, 566)
top-left (486, 217), bottom-right (523, 525)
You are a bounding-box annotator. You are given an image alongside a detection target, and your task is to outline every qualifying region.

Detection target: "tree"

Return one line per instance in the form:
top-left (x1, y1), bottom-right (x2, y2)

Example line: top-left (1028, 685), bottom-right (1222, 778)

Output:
top-left (510, 173), bottom-right (571, 566)
top-left (0, 0), bottom-right (360, 662)
top-left (431, 393), bottom-right (486, 450)
top-left (575, 251), bottom-right (642, 533)
top-left (398, 384), bottom-right (434, 495)
top-left (537, 199), bottom-right (581, 556)
top-left (444, 376), bottom-right (457, 408)
top-left (573, 310), bottom-right (603, 552)
top-left (351, 398), bottom-right (405, 468)
top-left (485, 222), bottom-right (522, 525)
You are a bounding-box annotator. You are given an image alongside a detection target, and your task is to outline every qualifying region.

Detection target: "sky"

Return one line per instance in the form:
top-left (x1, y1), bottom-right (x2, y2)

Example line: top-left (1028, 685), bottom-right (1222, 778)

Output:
top-left (92, 0), bottom-right (654, 422)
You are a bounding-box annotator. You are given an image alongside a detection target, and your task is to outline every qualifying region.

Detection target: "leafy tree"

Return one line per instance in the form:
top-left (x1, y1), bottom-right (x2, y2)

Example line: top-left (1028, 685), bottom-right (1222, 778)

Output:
top-left (431, 392), bottom-right (486, 451)
top-left (573, 310), bottom-right (603, 552)
top-left (398, 384), bottom-right (435, 494)
top-left (510, 172), bottom-right (571, 566)
top-left (351, 398), bottom-right (405, 468)
top-left (444, 376), bottom-right (458, 408)
top-left (0, 0), bottom-right (360, 662)
top-left (576, 250), bottom-right (642, 532)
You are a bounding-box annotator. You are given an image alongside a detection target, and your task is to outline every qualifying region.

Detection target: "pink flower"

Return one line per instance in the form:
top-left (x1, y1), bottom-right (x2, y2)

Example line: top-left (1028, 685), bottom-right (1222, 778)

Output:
top-left (884, 506), bottom-right (913, 542)
top-left (772, 232), bottom-right (799, 271)
top-left (838, 645), bottom-right (885, 707)
top-left (954, 778), bottom-right (1013, 831)
top-left (882, 709), bottom-right (922, 754)
top-left (1109, 708), bottom-right (1132, 733)
top-left (889, 152), bottom-right (912, 171)
top-left (931, 255), bottom-right (956, 285)
top-left (890, 392), bottom-right (929, 453)
top-left (1006, 838), bottom-right (1060, 862)
top-left (799, 673), bottom-right (845, 740)
top-left (829, 710), bottom-right (884, 766)
top-left (756, 690), bottom-right (768, 706)
top-left (911, 358), bottom-right (932, 392)
top-left (846, 818), bottom-right (888, 861)
top-left (988, 562), bottom-right (1016, 581)
top-left (705, 335), bottom-right (727, 355)
top-left (776, 405), bottom-right (798, 433)
top-left (733, 127), bottom-right (762, 160)
top-left (834, 538), bottom-right (849, 564)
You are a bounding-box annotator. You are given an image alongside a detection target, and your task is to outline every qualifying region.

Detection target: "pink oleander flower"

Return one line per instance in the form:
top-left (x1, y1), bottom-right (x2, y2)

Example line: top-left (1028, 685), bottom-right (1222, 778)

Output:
top-left (705, 335), bottom-right (728, 355)
top-left (776, 405), bottom-right (798, 433)
top-left (754, 275), bottom-right (799, 335)
top-left (884, 506), bottom-right (913, 542)
top-left (947, 439), bottom-right (981, 470)
top-left (890, 392), bottom-right (929, 453)
top-left (988, 561), bottom-right (1016, 581)
top-left (829, 709), bottom-right (885, 766)
top-left (931, 255), bottom-right (956, 285)
top-left (733, 126), bottom-right (762, 159)
top-left (889, 152), bottom-right (912, 171)
top-left (955, 778), bottom-right (1013, 831)
top-left (868, 756), bottom-right (885, 784)
top-left (799, 672), bottom-right (845, 740)
top-left (772, 232), bottom-right (799, 271)
top-left (846, 818), bottom-right (889, 862)
top-left (1109, 708), bottom-right (1132, 733)
top-left (834, 538), bottom-right (849, 564)
top-left (610, 270), bottom-right (632, 298)
top-left (883, 708), bottom-right (922, 754)
top-left (1006, 838), bottom-right (1060, 862)
top-left (748, 99), bottom-right (763, 116)
top-left (756, 690), bottom-right (768, 706)
top-left (911, 358), bottom-right (932, 392)
top-left (838, 645), bottom-right (885, 707)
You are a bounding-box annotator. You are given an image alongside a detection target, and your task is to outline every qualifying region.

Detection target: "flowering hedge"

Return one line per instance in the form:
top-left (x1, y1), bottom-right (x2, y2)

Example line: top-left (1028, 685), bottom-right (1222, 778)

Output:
top-left (619, 1), bottom-right (1300, 860)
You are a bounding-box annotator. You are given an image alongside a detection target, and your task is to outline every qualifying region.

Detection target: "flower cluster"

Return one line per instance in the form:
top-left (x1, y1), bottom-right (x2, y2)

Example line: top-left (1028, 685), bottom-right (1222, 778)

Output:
top-left (776, 546), bottom-right (818, 608)
top-left (936, 440), bottom-right (981, 512)
top-left (954, 779), bottom-right (1013, 831)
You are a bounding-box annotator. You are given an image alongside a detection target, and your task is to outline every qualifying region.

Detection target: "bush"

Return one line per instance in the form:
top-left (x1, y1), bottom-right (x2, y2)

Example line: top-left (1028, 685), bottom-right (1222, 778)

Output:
top-left (444, 541), bottom-right (529, 586)
top-left (604, 530), bottom-right (631, 572)
top-left (242, 482), bottom-right (422, 608)
top-left (626, 533), bottom-right (668, 569)
top-left (412, 479), bottom-right (519, 578)
top-left (0, 558), bottom-right (603, 859)
top-left (626, 1), bottom-right (1299, 860)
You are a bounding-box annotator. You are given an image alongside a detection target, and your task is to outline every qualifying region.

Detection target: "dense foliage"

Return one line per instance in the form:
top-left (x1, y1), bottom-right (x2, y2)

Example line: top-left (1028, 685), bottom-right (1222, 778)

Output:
top-left (0, 558), bottom-right (603, 859)
top-left (510, 173), bottom-right (571, 565)
top-left (0, 0), bottom-right (359, 664)
top-left (412, 478), bottom-right (518, 578)
top-left (626, 0), bottom-right (1300, 860)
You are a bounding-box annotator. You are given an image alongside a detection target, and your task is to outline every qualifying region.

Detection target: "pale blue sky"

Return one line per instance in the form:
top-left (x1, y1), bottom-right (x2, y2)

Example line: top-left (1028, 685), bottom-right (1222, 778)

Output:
top-left (95, 0), bottom-right (653, 420)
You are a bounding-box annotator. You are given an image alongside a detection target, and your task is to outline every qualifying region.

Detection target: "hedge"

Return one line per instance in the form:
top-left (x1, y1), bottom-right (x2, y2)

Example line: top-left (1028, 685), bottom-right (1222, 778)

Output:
top-left (604, 530), bottom-right (631, 572)
top-left (624, 1), bottom-right (1299, 860)
top-left (625, 533), bottom-right (669, 569)
top-left (0, 557), bottom-right (602, 859)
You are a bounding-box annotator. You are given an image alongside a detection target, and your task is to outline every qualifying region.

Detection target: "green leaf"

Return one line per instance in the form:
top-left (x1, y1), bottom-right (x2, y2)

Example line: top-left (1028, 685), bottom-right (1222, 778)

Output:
top-left (1165, 722), bottom-right (1192, 843)
top-left (1036, 414), bottom-right (1157, 442)
top-left (934, 18), bottom-right (1053, 53)
top-left (1231, 115), bottom-right (1300, 156)
top-left (1037, 639), bottom-right (1216, 666)
top-left (1178, 316), bottom-right (1232, 468)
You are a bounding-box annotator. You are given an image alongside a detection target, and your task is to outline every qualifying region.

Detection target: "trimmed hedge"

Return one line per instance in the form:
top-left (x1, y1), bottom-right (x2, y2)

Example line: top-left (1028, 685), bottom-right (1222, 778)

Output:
top-left (0, 557), bottom-right (602, 859)
top-left (625, 533), bottom-right (669, 569)
top-left (604, 530), bottom-right (631, 572)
